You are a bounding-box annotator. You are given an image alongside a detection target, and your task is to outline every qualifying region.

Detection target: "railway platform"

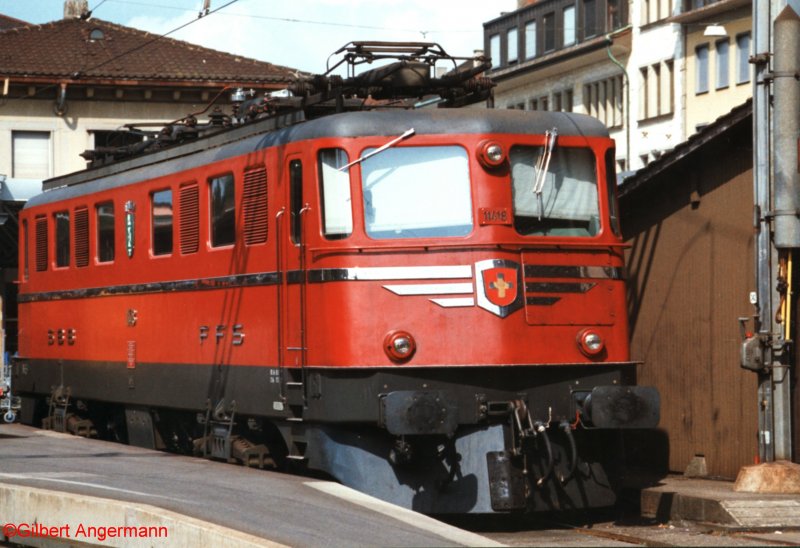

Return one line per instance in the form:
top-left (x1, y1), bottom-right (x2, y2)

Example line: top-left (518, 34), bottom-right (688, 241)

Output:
top-left (641, 475), bottom-right (800, 529)
top-left (0, 424), bottom-right (499, 547)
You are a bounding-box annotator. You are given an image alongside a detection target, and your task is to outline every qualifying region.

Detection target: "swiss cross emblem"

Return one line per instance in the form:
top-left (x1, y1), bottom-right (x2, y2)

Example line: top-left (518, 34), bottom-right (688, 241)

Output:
top-left (475, 260), bottom-right (524, 318)
top-left (484, 268), bottom-right (518, 307)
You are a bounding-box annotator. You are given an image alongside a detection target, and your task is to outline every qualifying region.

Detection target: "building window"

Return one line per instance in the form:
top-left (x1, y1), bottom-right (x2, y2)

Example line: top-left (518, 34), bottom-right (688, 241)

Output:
top-left (210, 173), bottom-right (235, 247)
top-left (563, 5), bottom-right (576, 46)
top-left (96, 202), bottom-right (115, 262)
top-left (639, 61), bottom-right (674, 120)
top-left (507, 27), bottom-right (518, 63)
top-left (716, 38), bottom-right (729, 89)
top-left (525, 21), bottom-right (537, 59)
top-left (55, 211), bottom-right (70, 268)
top-left (736, 32), bottom-right (751, 84)
top-left (696, 43), bottom-right (709, 94)
top-left (552, 89), bottom-right (573, 112)
top-left (664, 60), bottom-right (675, 115)
top-left (543, 13), bottom-right (555, 52)
top-left (639, 67), bottom-right (649, 120)
top-left (584, 0), bottom-right (597, 38)
top-left (489, 33), bottom-right (500, 68)
top-left (151, 189), bottom-right (173, 256)
top-left (585, 75), bottom-right (624, 128)
top-left (12, 131), bottom-right (51, 179)
top-left (686, 0), bottom-right (716, 10)
top-left (642, 0), bottom-right (672, 24)
top-left (529, 98), bottom-right (539, 110)
top-left (607, 0), bottom-right (622, 30)
top-left (540, 96), bottom-right (549, 111)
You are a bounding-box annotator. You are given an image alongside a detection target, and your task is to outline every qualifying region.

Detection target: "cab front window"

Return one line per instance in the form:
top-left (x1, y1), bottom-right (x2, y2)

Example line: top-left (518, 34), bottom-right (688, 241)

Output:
top-left (360, 145), bottom-right (472, 239)
top-left (510, 146), bottom-right (600, 237)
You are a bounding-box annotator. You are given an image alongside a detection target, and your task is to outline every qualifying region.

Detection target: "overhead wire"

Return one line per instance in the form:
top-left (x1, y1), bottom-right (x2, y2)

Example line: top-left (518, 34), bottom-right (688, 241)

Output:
top-left (103, 0), bottom-right (477, 34)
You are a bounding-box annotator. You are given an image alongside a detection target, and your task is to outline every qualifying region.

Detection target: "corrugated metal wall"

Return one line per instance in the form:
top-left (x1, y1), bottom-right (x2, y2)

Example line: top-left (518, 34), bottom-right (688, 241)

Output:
top-left (620, 119), bottom-right (758, 478)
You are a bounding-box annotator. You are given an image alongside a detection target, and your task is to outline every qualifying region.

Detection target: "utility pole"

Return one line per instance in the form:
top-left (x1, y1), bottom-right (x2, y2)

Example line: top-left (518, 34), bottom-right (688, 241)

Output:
top-left (748, 0), bottom-right (800, 462)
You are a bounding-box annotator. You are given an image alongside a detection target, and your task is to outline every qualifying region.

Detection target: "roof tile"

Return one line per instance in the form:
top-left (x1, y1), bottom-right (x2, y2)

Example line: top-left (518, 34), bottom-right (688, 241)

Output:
top-left (0, 17), bottom-right (297, 85)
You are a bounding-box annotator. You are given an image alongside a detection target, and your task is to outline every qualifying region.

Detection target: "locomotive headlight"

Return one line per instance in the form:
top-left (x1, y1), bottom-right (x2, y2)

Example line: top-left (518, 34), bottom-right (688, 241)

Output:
top-left (477, 140), bottom-right (506, 168)
top-left (577, 329), bottom-right (605, 357)
top-left (384, 331), bottom-right (416, 362)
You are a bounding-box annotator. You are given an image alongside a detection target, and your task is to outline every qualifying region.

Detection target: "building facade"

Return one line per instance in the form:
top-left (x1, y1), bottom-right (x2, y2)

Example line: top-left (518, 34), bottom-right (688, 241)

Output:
top-left (484, 0), bottom-right (753, 171)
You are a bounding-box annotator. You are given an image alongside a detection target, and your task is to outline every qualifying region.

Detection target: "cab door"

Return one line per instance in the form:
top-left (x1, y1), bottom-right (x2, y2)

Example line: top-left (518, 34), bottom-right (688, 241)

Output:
top-left (278, 155), bottom-right (308, 370)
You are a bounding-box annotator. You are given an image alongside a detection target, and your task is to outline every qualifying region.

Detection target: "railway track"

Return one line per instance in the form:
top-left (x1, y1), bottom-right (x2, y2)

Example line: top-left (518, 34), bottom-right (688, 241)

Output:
top-left (456, 513), bottom-right (800, 546)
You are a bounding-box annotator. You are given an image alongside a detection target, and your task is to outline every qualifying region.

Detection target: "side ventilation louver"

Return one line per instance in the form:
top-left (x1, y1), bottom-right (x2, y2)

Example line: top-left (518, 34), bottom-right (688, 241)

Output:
top-left (243, 166), bottom-right (268, 245)
top-left (35, 216), bottom-right (48, 272)
top-left (74, 207), bottom-right (89, 267)
top-left (180, 184), bottom-right (199, 255)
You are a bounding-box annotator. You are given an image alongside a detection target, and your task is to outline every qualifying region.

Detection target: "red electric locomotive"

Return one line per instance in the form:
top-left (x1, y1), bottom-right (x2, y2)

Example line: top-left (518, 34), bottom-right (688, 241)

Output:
top-left (13, 43), bottom-right (658, 513)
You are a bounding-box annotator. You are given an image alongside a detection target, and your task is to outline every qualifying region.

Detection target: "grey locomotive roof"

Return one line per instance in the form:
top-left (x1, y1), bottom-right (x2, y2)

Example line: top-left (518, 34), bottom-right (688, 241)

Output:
top-left (269, 109), bottom-right (609, 143)
top-left (29, 109), bottom-right (609, 208)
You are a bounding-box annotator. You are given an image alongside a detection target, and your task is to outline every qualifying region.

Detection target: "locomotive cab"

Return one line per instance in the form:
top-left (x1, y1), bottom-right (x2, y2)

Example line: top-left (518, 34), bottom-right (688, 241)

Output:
top-left (276, 110), bottom-right (660, 512)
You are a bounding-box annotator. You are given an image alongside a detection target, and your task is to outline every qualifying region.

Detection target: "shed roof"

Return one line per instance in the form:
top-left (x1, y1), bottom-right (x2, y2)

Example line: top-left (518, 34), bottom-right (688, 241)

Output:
top-left (619, 99), bottom-right (752, 198)
top-left (0, 17), bottom-right (298, 86)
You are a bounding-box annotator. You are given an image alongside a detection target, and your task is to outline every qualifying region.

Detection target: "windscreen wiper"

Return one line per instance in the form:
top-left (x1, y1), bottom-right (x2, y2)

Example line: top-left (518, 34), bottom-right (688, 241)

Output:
top-left (337, 128), bottom-right (416, 171)
top-left (532, 128), bottom-right (558, 220)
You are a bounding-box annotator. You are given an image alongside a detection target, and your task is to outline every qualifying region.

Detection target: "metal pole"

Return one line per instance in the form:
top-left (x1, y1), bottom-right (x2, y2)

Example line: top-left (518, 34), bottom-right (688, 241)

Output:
top-left (771, 5), bottom-right (800, 461)
top-left (753, 0), bottom-right (775, 462)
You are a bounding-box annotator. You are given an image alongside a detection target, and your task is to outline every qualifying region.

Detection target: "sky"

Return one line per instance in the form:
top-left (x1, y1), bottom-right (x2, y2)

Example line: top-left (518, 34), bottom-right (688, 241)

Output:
top-left (0, 0), bottom-right (517, 73)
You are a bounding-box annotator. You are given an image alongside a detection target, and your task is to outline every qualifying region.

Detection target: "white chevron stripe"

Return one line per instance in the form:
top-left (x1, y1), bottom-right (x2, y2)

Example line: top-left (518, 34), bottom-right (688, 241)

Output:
top-left (383, 283), bottom-right (474, 295)
top-left (430, 297), bottom-right (476, 308)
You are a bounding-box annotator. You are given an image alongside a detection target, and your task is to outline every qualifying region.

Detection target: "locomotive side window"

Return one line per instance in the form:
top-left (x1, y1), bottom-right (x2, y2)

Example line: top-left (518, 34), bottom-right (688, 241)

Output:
top-left (179, 184), bottom-right (199, 254)
top-left (318, 149), bottom-right (352, 239)
top-left (55, 210), bottom-right (70, 268)
top-left (151, 189), bottom-right (173, 256)
top-left (360, 146), bottom-right (472, 239)
top-left (35, 216), bottom-right (47, 272)
top-left (510, 146), bottom-right (599, 237)
top-left (210, 173), bottom-right (235, 247)
top-left (74, 207), bottom-right (89, 267)
top-left (96, 202), bottom-right (115, 262)
top-left (289, 160), bottom-right (303, 245)
top-left (243, 166), bottom-right (268, 245)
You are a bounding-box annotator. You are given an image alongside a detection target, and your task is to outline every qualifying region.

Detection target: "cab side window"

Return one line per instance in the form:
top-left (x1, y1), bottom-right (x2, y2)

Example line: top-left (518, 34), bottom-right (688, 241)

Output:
top-left (318, 149), bottom-right (352, 240)
top-left (55, 210), bottom-right (70, 267)
top-left (210, 174), bottom-right (235, 247)
top-left (152, 189), bottom-right (173, 256)
top-left (96, 202), bottom-right (115, 262)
